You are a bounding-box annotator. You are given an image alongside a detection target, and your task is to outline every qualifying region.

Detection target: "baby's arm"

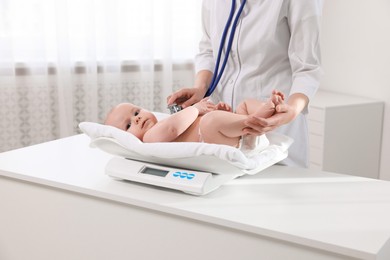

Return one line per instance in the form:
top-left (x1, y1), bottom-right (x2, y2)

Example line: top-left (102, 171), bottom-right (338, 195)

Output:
top-left (143, 106), bottom-right (199, 143)
top-left (193, 98), bottom-right (232, 114)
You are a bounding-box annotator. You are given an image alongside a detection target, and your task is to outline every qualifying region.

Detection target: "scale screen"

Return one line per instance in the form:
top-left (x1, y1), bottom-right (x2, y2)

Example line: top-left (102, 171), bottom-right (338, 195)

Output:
top-left (141, 167), bottom-right (169, 177)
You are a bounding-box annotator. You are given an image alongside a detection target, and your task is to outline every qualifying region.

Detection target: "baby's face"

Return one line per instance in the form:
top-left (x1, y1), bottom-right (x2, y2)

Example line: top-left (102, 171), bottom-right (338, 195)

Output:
top-left (105, 103), bottom-right (158, 140)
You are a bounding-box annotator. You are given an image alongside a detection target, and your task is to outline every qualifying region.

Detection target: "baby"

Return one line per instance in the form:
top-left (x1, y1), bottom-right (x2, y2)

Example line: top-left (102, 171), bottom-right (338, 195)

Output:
top-left (104, 90), bottom-right (284, 153)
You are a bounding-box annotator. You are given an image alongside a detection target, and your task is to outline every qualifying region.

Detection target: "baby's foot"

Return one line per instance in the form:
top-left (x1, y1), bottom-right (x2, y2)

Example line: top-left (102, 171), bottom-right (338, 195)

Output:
top-left (271, 90), bottom-right (285, 106)
top-left (253, 98), bottom-right (276, 118)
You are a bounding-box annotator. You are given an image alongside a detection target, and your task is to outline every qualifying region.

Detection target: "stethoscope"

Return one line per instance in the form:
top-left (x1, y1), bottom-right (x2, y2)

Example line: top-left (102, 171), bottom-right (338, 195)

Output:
top-left (168, 0), bottom-right (247, 114)
top-left (204, 0), bottom-right (247, 97)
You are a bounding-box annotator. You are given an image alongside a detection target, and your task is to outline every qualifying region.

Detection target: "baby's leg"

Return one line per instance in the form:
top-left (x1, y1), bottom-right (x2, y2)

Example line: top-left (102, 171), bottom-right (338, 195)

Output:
top-left (235, 92), bottom-right (283, 151)
top-left (236, 98), bottom-right (275, 118)
top-left (199, 110), bottom-right (245, 147)
top-left (238, 92), bottom-right (284, 118)
top-left (234, 99), bottom-right (274, 150)
top-left (235, 99), bottom-right (262, 115)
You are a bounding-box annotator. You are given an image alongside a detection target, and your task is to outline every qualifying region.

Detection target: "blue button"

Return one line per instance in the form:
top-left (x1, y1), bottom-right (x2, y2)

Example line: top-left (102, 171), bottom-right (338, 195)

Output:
top-left (172, 171), bottom-right (195, 180)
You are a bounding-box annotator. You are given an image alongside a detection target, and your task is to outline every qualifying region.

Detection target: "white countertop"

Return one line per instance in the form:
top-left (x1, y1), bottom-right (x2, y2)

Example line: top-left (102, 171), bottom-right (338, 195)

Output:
top-left (1, 134), bottom-right (390, 259)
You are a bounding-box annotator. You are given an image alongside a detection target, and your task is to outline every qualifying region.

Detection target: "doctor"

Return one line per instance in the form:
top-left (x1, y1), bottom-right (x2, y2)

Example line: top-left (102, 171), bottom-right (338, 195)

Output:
top-left (168, 0), bottom-right (323, 167)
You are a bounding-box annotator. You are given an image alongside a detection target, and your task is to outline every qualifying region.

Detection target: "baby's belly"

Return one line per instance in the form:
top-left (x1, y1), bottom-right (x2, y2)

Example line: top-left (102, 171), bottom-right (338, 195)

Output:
top-left (174, 117), bottom-right (202, 143)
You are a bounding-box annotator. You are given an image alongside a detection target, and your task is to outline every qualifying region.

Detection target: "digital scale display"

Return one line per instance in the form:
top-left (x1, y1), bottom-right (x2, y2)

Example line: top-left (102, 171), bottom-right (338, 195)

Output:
top-left (141, 166), bottom-right (169, 177)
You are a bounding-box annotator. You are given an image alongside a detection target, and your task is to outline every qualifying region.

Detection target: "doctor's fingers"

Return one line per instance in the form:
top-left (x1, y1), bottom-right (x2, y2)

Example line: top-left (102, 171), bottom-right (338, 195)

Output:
top-left (167, 88), bottom-right (195, 106)
top-left (242, 119), bottom-right (278, 135)
top-left (182, 95), bottom-right (205, 108)
top-left (244, 116), bottom-right (281, 131)
top-left (244, 125), bottom-right (277, 135)
top-left (167, 92), bottom-right (186, 106)
top-left (242, 126), bottom-right (275, 135)
top-left (245, 116), bottom-right (271, 127)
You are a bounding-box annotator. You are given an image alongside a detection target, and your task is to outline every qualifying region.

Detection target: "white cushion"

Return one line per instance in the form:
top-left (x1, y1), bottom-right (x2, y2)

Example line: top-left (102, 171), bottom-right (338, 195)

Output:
top-left (79, 113), bottom-right (293, 174)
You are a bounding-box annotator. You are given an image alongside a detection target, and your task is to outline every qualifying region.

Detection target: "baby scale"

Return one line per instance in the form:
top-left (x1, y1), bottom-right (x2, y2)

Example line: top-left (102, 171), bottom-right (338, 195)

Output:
top-left (91, 137), bottom-right (288, 196)
top-left (106, 157), bottom-right (241, 195)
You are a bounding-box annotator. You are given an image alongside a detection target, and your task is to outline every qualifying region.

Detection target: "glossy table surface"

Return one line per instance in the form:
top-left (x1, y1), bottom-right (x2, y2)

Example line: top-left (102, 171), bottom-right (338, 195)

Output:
top-left (1, 134), bottom-right (390, 259)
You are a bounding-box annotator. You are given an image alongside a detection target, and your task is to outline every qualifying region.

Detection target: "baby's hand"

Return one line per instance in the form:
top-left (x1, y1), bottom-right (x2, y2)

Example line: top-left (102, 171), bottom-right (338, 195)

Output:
top-left (193, 98), bottom-right (217, 115)
top-left (215, 102), bottom-right (232, 112)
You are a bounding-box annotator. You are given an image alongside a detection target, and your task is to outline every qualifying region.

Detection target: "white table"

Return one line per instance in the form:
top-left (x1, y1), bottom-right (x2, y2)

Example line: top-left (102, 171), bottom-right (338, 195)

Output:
top-left (1, 134), bottom-right (390, 260)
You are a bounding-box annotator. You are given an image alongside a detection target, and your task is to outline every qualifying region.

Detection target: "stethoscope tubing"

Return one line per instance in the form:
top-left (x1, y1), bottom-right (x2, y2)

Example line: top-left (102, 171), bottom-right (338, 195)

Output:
top-left (204, 0), bottom-right (247, 97)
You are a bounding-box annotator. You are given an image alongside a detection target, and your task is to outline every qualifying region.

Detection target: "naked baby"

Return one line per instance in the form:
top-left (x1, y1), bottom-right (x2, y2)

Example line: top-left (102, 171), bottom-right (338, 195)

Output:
top-left (104, 90), bottom-right (284, 154)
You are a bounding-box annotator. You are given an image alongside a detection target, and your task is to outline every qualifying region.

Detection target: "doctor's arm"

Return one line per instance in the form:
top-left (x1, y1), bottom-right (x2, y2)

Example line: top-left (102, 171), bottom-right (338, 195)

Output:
top-left (245, 0), bottom-right (322, 135)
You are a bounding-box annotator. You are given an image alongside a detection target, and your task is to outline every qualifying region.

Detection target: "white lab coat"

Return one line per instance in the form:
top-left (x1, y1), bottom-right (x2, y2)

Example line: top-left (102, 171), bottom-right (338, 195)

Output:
top-left (195, 0), bottom-right (323, 167)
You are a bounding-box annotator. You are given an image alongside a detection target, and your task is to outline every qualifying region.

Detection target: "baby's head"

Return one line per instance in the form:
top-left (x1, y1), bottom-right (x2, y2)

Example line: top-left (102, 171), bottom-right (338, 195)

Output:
top-left (105, 103), bottom-right (158, 140)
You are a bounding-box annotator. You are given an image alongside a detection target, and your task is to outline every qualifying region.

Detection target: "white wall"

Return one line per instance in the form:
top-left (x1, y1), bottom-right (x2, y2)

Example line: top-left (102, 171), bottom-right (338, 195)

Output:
top-left (320, 0), bottom-right (390, 180)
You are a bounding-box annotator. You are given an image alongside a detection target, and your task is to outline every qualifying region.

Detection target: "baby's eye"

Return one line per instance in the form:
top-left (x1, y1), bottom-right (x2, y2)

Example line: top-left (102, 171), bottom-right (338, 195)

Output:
top-left (126, 123), bottom-right (131, 130)
top-left (134, 111), bottom-right (139, 116)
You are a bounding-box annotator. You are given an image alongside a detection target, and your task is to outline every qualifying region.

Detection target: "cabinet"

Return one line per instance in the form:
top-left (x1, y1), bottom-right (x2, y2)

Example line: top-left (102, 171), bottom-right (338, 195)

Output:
top-left (308, 90), bottom-right (384, 178)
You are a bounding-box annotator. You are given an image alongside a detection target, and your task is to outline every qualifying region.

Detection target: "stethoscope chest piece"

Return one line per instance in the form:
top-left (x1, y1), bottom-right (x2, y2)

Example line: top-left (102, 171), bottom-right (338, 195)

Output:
top-left (167, 103), bottom-right (183, 114)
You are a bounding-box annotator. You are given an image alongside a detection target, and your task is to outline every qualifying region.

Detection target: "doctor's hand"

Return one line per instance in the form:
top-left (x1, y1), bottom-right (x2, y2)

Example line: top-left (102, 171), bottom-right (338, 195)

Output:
top-left (167, 87), bottom-right (206, 109)
top-left (243, 93), bottom-right (308, 135)
top-left (243, 104), bottom-right (295, 135)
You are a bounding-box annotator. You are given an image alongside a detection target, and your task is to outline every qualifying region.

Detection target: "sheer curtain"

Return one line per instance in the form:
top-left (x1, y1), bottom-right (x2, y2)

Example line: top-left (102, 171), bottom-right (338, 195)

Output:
top-left (0, 0), bottom-right (201, 152)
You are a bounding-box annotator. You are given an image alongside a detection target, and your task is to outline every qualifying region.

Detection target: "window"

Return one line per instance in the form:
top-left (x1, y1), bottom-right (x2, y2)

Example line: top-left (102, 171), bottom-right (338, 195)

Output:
top-left (0, 0), bottom-right (202, 63)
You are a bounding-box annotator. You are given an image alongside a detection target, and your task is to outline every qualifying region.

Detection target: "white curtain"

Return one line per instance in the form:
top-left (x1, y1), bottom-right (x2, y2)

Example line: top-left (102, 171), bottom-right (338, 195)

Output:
top-left (0, 0), bottom-right (201, 152)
